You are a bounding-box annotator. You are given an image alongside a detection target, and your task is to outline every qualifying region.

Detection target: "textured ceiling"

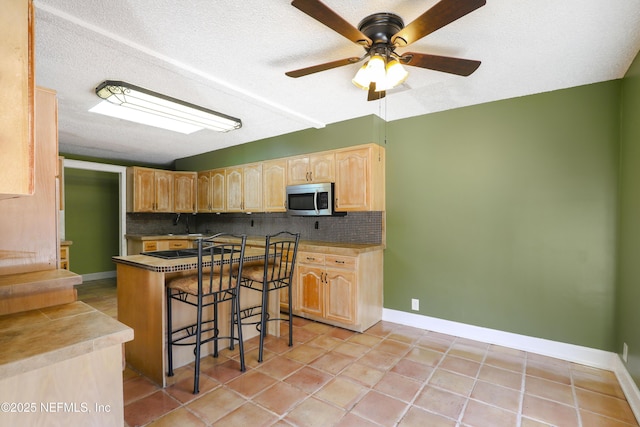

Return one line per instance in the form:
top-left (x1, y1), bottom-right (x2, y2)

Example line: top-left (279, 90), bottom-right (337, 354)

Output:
top-left (33, 0), bottom-right (640, 166)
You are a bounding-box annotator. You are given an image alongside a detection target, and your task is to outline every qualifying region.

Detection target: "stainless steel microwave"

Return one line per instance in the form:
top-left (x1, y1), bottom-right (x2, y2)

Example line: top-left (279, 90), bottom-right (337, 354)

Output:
top-left (286, 182), bottom-right (342, 216)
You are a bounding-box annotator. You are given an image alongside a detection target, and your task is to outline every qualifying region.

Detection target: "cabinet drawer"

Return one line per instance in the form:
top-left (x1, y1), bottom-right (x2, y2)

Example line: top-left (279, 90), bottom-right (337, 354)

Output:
top-left (326, 255), bottom-right (356, 269)
top-left (297, 252), bottom-right (325, 266)
top-left (60, 246), bottom-right (69, 260)
top-left (143, 241), bottom-right (158, 252)
top-left (168, 240), bottom-right (189, 249)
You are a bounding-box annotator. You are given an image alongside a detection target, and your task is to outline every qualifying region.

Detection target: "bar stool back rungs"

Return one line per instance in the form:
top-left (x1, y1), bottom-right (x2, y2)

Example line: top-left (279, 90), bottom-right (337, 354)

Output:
top-left (166, 233), bottom-right (247, 394)
top-left (238, 231), bottom-right (300, 362)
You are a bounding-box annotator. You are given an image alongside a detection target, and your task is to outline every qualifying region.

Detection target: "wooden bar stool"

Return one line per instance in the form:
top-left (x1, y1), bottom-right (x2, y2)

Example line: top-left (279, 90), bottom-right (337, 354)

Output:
top-left (238, 231), bottom-right (300, 362)
top-left (166, 233), bottom-right (247, 394)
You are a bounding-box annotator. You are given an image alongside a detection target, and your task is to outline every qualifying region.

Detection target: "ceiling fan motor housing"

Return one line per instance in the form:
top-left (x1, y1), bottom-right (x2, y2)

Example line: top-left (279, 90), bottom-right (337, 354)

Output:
top-left (357, 13), bottom-right (404, 46)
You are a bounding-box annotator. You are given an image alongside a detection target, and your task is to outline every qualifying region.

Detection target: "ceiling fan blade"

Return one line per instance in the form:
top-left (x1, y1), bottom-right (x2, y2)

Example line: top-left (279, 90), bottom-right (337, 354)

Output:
top-left (401, 52), bottom-right (481, 76)
top-left (286, 57), bottom-right (362, 78)
top-left (391, 0), bottom-right (486, 47)
top-left (367, 82), bottom-right (386, 101)
top-left (291, 0), bottom-right (372, 45)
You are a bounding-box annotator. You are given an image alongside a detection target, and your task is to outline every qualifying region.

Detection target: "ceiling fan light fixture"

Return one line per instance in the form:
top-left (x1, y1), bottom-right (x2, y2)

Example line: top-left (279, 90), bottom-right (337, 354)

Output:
top-left (352, 54), bottom-right (387, 90)
top-left (385, 58), bottom-right (408, 89)
top-left (352, 55), bottom-right (408, 92)
top-left (91, 80), bottom-right (242, 133)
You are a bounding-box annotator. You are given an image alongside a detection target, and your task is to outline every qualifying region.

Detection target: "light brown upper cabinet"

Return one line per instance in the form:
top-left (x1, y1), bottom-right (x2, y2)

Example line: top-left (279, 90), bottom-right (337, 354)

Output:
top-left (263, 159), bottom-right (287, 212)
top-left (127, 167), bottom-right (174, 212)
top-left (225, 163), bottom-right (262, 213)
top-left (287, 152), bottom-right (335, 185)
top-left (196, 171), bottom-right (211, 212)
top-left (173, 172), bottom-right (197, 213)
top-left (243, 163), bottom-right (263, 213)
top-left (334, 144), bottom-right (385, 211)
top-left (0, 0), bottom-right (35, 198)
top-left (225, 167), bottom-right (243, 212)
top-left (197, 169), bottom-right (225, 213)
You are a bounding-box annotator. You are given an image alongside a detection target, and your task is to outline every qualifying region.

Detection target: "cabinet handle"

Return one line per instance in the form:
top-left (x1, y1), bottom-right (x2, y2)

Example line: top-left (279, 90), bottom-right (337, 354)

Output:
top-left (334, 260), bottom-right (345, 264)
top-left (309, 171), bottom-right (313, 181)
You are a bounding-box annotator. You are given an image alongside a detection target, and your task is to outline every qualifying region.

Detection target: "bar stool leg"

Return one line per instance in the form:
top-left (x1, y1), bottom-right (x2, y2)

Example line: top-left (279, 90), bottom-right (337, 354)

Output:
top-left (258, 284), bottom-right (269, 363)
top-left (166, 287), bottom-right (174, 377)
top-left (234, 294), bottom-right (246, 371)
top-left (287, 284), bottom-right (293, 346)
top-left (193, 299), bottom-right (203, 394)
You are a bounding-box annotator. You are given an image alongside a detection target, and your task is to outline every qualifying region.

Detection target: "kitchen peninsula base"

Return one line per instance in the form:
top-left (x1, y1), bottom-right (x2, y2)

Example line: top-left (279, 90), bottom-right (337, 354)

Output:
top-left (114, 249), bottom-right (273, 387)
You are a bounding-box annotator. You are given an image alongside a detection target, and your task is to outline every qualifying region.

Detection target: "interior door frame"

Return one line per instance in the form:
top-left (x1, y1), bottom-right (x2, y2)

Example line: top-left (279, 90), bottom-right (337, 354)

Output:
top-left (63, 159), bottom-right (128, 256)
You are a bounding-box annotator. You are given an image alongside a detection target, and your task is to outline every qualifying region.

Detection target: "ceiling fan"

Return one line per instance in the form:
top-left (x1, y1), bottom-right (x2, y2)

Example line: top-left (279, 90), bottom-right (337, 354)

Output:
top-left (285, 0), bottom-right (486, 101)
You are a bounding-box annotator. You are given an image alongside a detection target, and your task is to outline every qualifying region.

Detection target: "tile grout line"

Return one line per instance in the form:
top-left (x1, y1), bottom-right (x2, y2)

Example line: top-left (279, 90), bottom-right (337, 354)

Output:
top-left (570, 366), bottom-right (584, 427)
top-left (516, 350), bottom-right (529, 427)
top-left (454, 337), bottom-right (489, 427)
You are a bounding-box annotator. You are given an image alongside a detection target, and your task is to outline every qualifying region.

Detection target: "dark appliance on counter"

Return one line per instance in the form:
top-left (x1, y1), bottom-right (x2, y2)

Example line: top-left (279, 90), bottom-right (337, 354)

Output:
top-left (141, 247), bottom-right (231, 259)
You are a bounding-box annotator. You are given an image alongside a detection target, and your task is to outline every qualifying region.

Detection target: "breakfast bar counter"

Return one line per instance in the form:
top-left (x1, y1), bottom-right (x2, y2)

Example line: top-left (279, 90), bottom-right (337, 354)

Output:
top-left (112, 247), bottom-right (268, 387)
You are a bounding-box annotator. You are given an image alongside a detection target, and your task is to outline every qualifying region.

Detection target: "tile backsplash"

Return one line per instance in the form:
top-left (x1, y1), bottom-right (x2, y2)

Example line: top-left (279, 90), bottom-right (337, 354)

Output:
top-left (126, 212), bottom-right (383, 244)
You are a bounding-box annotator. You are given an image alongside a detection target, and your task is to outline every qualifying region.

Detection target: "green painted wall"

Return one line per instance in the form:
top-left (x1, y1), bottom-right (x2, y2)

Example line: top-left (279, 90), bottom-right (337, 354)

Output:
top-left (176, 115), bottom-right (385, 170)
top-left (64, 168), bottom-right (120, 275)
top-left (177, 81), bottom-right (622, 352)
top-left (617, 50), bottom-right (640, 385)
top-left (385, 82), bottom-right (620, 350)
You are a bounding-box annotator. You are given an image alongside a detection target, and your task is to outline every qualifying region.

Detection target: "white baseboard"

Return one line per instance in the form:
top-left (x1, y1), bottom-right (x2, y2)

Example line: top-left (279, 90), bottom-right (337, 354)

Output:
top-left (613, 355), bottom-right (640, 422)
top-left (79, 270), bottom-right (116, 282)
top-left (382, 308), bottom-right (640, 420)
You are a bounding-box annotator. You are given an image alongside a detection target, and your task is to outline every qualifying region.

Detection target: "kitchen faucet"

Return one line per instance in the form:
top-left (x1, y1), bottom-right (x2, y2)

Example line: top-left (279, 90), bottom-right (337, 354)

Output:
top-left (172, 213), bottom-right (190, 234)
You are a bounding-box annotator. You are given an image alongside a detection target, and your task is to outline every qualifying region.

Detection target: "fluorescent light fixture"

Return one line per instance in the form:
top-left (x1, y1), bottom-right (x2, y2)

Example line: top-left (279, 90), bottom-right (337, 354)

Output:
top-left (352, 55), bottom-right (408, 92)
top-left (90, 80), bottom-right (242, 134)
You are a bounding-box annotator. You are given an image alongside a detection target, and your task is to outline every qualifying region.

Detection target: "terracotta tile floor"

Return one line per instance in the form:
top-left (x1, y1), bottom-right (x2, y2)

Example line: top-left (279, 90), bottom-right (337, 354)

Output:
top-left (77, 278), bottom-right (639, 427)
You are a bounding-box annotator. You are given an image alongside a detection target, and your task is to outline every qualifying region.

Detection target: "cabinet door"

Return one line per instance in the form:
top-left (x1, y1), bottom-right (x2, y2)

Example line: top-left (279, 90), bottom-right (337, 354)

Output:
top-left (325, 268), bottom-right (357, 324)
top-left (197, 171), bottom-right (211, 212)
top-left (309, 152), bottom-right (335, 183)
top-left (0, 0), bottom-right (34, 198)
top-left (287, 156), bottom-right (310, 185)
top-left (335, 147), bottom-right (370, 211)
top-left (297, 266), bottom-right (324, 317)
top-left (226, 167), bottom-right (243, 212)
top-left (154, 171), bottom-right (174, 212)
top-left (133, 168), bottom-right (156, 212)
top-left (210, 169), bottom-right (226, 212)
top-left (174, 172), bottom-right (196, 213)
top-left (243, 163), bottom-right (262, 212)
top-left (263, 159), bottom-right (286, 212)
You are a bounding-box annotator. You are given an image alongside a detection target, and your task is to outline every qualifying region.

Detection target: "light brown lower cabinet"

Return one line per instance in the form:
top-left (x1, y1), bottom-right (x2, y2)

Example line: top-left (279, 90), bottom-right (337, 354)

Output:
top-left (293, 249), bottom-right (383, 332)
top-left (128, 239), bottom-right (193, 255)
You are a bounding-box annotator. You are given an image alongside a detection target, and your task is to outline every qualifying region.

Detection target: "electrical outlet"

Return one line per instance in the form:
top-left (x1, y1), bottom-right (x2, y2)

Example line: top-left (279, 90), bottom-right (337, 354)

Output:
top-left (411, 298), bottom-right (419, 311)
top-left (623, 343), bottom-right (629, 363)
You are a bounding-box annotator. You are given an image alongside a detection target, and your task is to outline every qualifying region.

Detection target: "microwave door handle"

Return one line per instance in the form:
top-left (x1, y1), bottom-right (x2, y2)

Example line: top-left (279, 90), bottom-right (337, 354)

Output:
top-left (314, 191), bottom-right (319, 215)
